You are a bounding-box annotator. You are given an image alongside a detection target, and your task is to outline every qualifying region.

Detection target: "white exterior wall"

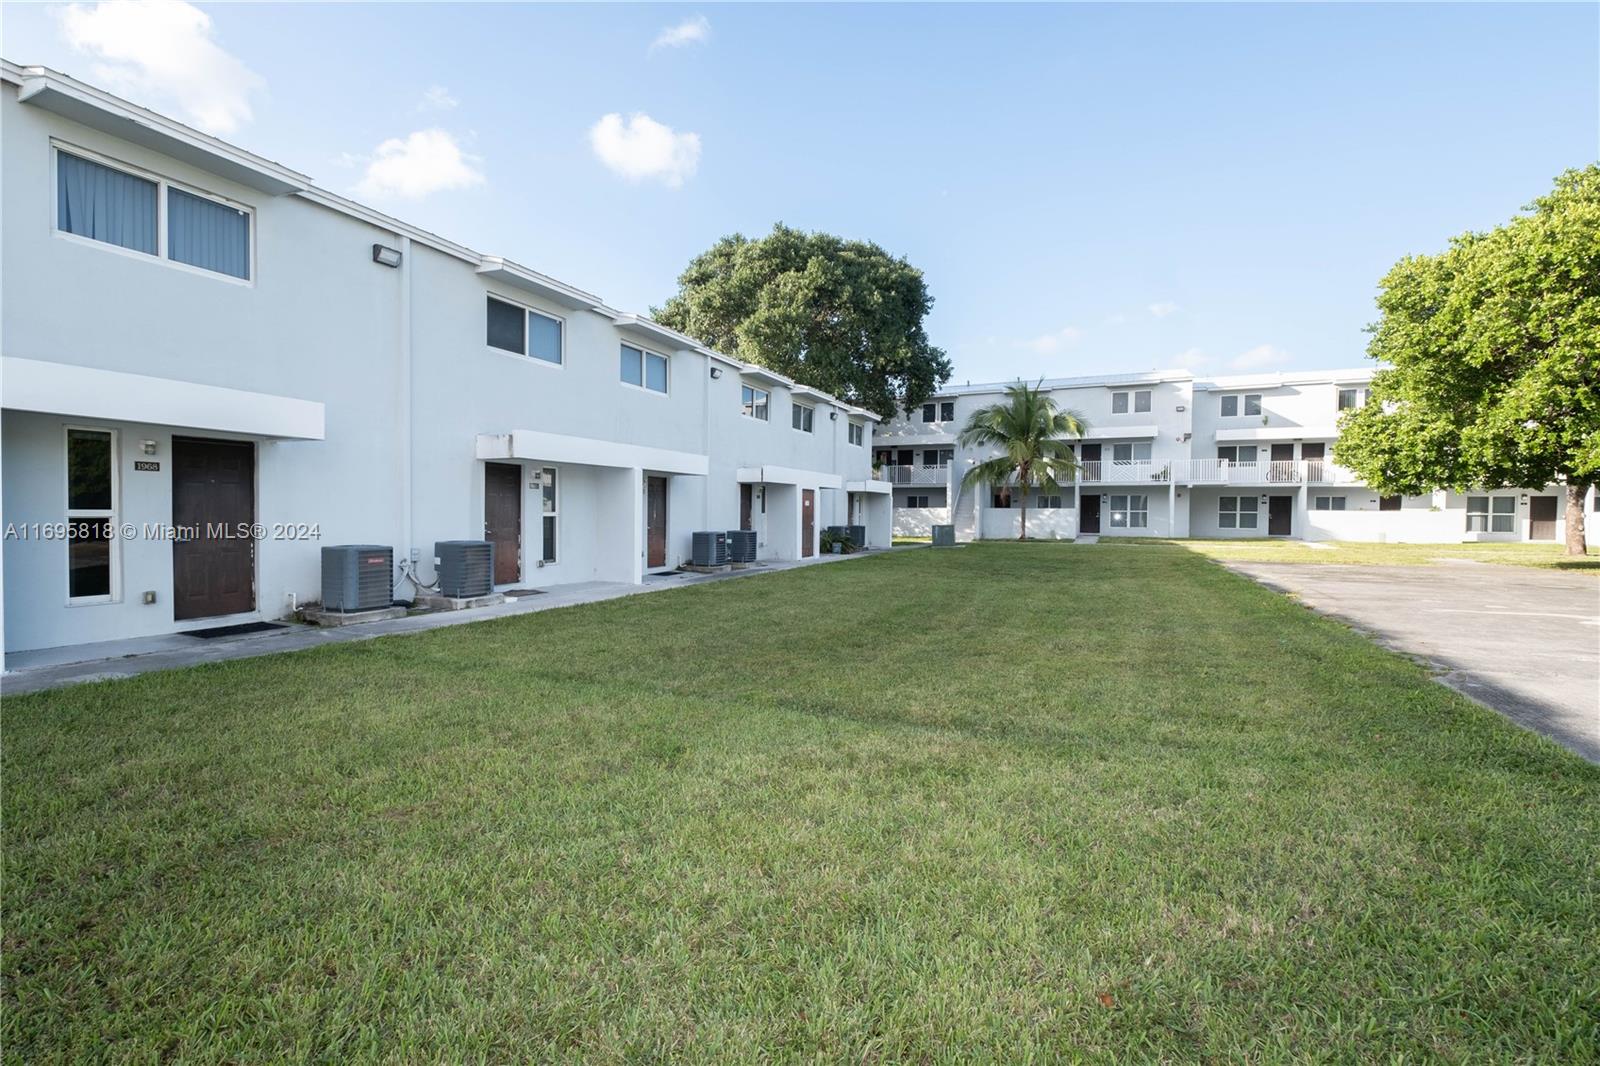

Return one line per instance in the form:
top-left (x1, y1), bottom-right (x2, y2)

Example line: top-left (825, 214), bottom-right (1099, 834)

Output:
top-left (0, 69), bottom-right (878, 657)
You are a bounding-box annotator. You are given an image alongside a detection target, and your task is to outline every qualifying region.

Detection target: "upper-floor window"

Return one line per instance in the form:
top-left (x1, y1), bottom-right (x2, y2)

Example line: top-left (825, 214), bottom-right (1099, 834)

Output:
top-left (55, 146), bottom-right (251, 281)
top-left (922, 447), bottom-right (953, 467)
top-left (1220, 393), bottom-right (1261, 417)
top-left (741, 384), bottom-right (770, 421)
top-left (1217, 445), bottom-right (1257, 463)
top-left (792, 402), bottom-right (815, 433)
top-left (621, 344), bottom-right (668, 394)
top-left (940, 401), bottom-right (955, 421)
top-left (1337, 387), bottom-right (1370, 411)
top-left (921, 403), bottom-right (936, 423)
top-left (848, 421), bottom-right (864, 446)
top-left (1111, 441), bottom-right (1152, 463)
top-left (1111, 390), bottom-right (1151, 414)
top-left (486, 296), bottom-right (563, 364)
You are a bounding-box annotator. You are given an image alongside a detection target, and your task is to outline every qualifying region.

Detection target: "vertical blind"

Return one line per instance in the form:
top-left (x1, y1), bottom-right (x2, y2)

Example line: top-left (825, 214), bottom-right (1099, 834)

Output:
top-left (168, 187), bottom-right (250, 279)
top-left (57, 152), bottom-right (158, 255)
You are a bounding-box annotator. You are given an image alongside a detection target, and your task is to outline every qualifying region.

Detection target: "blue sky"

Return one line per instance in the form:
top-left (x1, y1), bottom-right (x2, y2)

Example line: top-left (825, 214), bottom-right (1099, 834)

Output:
top-left (6, 2), bottom-right (1596, 382)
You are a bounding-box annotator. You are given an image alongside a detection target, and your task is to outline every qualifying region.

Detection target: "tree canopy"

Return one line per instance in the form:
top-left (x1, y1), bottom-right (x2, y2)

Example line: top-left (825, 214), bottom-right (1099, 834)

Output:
top-left (958, 383), bottom-right (1087, 540)
top-left (1335, 165), bottom-right (1599, 553)
top-left (652, 223), bottom-right (952, 418)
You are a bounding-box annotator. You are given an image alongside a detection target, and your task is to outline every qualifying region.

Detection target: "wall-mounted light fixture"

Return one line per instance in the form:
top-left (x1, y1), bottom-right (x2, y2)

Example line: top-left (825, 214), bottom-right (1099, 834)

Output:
top-left (1520, 493), bottom-right (1528, 504)
top-left (1175, 405), bottom-right (1186, 412)
top-left (709, 366), bottom-right (723, 379)
top-left (141, 440), bottom-right (158, 455)
top-left (371, 244), bottom-right (403, 268)
top-left (1260, 494), bottom-right (1269, 503)
top-left (829, 410), bottom-right (839, 421)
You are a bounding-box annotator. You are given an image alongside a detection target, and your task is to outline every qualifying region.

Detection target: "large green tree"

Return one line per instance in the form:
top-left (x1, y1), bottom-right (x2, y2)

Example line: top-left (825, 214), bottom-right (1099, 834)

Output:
top-left (1336, 165), bottom-right (1599, 555)
top-left (959, 383), bottom-right (1087, 541)
top-left (653, 223), bottom-right (951, 417)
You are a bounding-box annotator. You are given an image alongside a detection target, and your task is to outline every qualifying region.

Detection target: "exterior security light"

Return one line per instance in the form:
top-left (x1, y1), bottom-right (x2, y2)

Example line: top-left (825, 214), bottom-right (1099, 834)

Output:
top-left (141, 439), bottom-right (157, 455)
top-left (371, 244), bottom-right (403, 268)
top-left (709, 366), bottom-right (723, 379)
top-left (830, 410), bottom-right (839, 421)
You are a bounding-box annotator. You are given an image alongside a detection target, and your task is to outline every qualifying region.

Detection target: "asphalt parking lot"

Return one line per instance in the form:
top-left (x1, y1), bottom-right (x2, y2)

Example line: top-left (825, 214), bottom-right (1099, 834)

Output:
top-left (1227, 561), bottom-right (1600, 763)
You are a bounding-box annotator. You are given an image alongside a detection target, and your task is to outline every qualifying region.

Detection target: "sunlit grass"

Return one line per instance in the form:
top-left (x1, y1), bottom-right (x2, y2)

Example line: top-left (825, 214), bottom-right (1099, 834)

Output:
top-left (5, 544), bottom-right (1596, 1061)
top-left (1099, 536), bottom-right (1600, 571)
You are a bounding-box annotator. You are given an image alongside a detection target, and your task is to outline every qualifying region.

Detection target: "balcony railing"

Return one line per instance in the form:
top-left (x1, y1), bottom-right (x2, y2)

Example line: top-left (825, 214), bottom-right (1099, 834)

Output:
top-left (1078, 460), bottom-right (1171, 484)
top-left (880, 464), bottom-right (950, 486)
top-left (1166, 459), bottom-right (1364, 485)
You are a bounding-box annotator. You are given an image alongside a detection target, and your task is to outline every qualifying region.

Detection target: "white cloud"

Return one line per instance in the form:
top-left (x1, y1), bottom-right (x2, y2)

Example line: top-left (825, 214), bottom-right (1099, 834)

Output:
top-left (1230, 344), bottom-right (1291, 370)
top-left (418, 85), bottom-right (458, 112)
top-left (1148, 301), bottom-right (1180, 318)
top-left (1018, 326), bottom-right (1084, 355)
top-left (1169, 347), bottom-right (1210, 370)
top-left (353, 129), bottom-right (484, 200)
top-left (58, 0), bottom-right (264, 135)
top-left (651, 14), bottom-right (711, 51)
top-left (589, 113), bottom-right (701, 187)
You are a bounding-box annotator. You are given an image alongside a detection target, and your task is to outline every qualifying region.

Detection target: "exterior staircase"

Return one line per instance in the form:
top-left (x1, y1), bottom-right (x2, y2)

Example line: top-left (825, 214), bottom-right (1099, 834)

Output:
top-left (952, 481), bottom-right (978, 543)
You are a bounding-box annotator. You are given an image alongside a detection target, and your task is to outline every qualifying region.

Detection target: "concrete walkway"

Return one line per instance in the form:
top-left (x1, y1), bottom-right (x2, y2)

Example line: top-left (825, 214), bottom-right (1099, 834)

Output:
top-left (1227, 561), bottom-right (1600, 763)
top-left (3, 549), bottom-right (903, 696)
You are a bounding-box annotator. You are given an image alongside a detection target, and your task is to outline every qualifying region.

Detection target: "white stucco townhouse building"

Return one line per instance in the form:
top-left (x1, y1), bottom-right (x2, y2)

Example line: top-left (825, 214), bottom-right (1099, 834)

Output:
top-left (880, 369), bottom-right (1599, 545)
top-left (0, 62), bottom-right (892, 663)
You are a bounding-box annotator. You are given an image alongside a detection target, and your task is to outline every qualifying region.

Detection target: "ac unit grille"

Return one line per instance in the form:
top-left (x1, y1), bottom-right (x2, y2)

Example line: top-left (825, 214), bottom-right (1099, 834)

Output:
top-left (726, 529), bottom-right (757, 563)
top-left (322, 545), bottom-right (393, 611)
top-left (692, 531), bottom-right (728, 567)
top-left (435, 540), bottom-right (493, 598)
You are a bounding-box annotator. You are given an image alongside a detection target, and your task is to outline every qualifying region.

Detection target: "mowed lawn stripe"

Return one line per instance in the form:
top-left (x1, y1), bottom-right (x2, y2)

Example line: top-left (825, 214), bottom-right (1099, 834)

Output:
top-left (4, 544), bottom-right (1596, 1062)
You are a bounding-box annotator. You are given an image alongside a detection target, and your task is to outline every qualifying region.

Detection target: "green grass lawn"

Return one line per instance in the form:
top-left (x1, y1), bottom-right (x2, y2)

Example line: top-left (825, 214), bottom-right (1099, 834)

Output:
top-left (6, 544), bottom-right (1597, 1062)
top-left (1102, 536), bottom-right (1600, 571)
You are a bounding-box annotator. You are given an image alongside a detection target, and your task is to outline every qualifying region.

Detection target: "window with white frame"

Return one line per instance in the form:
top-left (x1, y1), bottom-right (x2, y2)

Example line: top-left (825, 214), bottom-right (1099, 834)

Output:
top-left (1468, 495), bottom-right (1517, 533)
top-left (1109, 494), bottom-right (1148, 528)
top-left (792, 402), bottom-right (814, 433)
top-left (1034, 494), bottom-right (1064, 509)
top-left (1217, 445), bottom-right (1257, 464)
top-left (940, 401), bottom-right (955, 421)
top-left (741, 384), bottom-right (770, 421)
top-left (55, 146), bottom-right (251, 280)
top-left (905, 494), bottom-right (931, 508)
top-left (1112, 390), bottom-right (1152, 414)
top-left (621, 344), bottom-right (668, 393)
top-left (1111, 441), bottom-right (1152, 463)
top-left (541, 467), bottom-right (558, 563)
top-left (847, 421), bottom-right (864, 446)
top-left (922, 447), bottom-right (953, 467)
top-left (66, 428), bottom-right (117, 601)
top-left (921, 403), bottom-right (936, 423)
top-left (1218, 495), bottom-right (1259, 529)
top-left (1220, 393), bottom-right (1261, 417)
top-left (992, 488), bottom-right (1013, 509)
top-left (487, 296), bottom-right (563, 364)
top-left (1313, 495), bottom-right (1347, 511)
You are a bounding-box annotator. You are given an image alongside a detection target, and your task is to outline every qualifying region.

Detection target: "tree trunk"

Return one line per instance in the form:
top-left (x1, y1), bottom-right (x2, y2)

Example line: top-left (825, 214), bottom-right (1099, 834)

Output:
top-left (1019, 502), bottom-right (1028, 541)
top-left (1565, 482), bottom-right (1591, 556)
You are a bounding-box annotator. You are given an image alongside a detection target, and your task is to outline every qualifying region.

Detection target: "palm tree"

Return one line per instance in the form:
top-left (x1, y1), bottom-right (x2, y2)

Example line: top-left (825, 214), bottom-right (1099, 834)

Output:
top-left (957, 382), bottom-right (1088, 541)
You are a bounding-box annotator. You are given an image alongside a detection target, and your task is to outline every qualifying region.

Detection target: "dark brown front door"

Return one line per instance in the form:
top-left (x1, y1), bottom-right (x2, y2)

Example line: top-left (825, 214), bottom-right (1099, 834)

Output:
top-left (1268, 495), bottom-right (1292, 535)
top-left (484, 462), bottom-right (521, 585)
top-left (740, 484), bottom-right (754, 531)
top-left (646, 476), bottom-right (668, 568)
top-left (1080, 494), bottom-right (1101, 533)
top-left (1081, 443), bottom-right (1101, 462)
top-left (172, 437), bottom-right (255, 620)
top-left (801, 489), bottom-right (815, 557)
top-left (1529, 496), bottom-right (1557, 540)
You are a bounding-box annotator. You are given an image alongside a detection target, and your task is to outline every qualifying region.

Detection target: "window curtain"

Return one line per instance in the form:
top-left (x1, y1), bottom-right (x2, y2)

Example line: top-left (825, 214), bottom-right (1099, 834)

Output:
top-left (168, 188), bottom-right (249, 279)
top-left (57, 152), bottom-right (157, 254)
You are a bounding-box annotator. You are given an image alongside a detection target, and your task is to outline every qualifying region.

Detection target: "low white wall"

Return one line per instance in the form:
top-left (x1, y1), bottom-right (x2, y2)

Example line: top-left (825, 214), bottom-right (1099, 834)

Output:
top-left (892, 507), bottom-right (949, 537)
top-left (979, 507), bottom-right (1078, 540)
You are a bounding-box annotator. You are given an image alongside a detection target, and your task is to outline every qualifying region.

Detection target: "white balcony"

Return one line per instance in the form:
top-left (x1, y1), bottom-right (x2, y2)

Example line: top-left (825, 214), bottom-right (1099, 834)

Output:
top-left (880, 464), bottom-right (950, 486)
top-left (1167, 459), bottom-right (1365, 486)
top-left (1078, 460), bottom-right (1171, 484)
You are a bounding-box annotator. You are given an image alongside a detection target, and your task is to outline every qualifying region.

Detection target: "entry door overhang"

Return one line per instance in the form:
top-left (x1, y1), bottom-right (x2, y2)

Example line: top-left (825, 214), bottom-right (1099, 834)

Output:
top-left (476, 430), bottom-right (708, 476)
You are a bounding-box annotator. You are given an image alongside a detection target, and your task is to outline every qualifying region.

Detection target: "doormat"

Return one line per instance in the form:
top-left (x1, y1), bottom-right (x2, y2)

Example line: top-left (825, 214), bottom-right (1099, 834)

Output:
top-left (502, 588), bottom-right (546, 598)
top-left (182, 621), bottom-right (289, 640)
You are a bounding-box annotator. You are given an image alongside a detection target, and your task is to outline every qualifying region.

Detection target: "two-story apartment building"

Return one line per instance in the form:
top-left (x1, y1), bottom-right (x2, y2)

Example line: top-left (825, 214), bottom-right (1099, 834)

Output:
top-left (882, 369), bottom-right (1598, 545)
top-left (0, 62), bottom-right (892, 661)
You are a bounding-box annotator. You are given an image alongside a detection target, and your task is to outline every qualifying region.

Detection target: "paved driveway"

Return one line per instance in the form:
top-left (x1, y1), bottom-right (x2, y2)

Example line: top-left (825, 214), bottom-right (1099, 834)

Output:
top-left (1226, 562), bottom-right (1600, 763)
